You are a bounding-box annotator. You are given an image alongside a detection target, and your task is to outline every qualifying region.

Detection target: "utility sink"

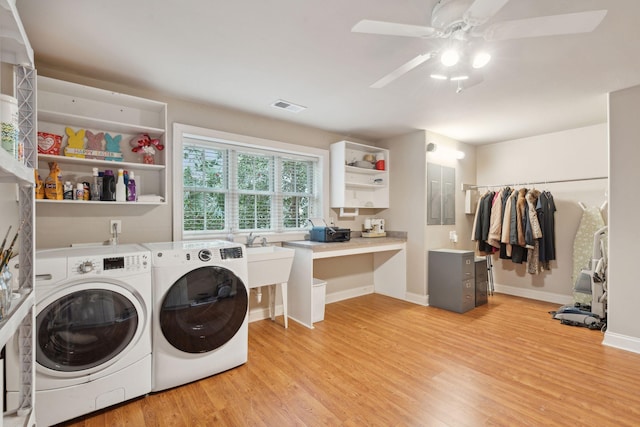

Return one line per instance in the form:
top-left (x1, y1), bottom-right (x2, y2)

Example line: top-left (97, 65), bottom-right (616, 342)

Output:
top-left (246, 246), bottom-right (295, 288)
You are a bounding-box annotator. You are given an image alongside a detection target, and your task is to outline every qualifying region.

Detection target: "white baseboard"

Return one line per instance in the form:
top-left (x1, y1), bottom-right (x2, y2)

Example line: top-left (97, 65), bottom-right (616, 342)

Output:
top-left (493, 283), bottom-right (574, 305)
top-left (603, 331), bottom-right (640, 354)
top-left (248, 306), bottom-right (281, 323)
top-left (325, 285), bottom-right (374, 304)
top-left (405, 291), bottom-right (428, 306)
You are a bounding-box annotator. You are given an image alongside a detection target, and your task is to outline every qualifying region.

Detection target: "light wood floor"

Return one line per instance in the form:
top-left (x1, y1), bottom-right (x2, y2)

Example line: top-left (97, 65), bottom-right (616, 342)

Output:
top-left (59, 293), bottom-right (640, 426)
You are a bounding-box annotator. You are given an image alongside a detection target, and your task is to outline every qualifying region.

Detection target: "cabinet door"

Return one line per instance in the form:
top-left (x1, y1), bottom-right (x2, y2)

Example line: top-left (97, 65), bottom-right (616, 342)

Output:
top-left (442, 165), bottom-right (456, 225)
top-left (427, 163), bottom-right (442, 225)
top-left (427, 163), bottom-right (456, 225)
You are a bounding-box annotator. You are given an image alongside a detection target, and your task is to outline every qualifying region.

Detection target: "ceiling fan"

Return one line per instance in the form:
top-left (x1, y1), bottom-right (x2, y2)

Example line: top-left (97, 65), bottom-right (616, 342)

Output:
top-left (352, 0), bottom-right (608, 89)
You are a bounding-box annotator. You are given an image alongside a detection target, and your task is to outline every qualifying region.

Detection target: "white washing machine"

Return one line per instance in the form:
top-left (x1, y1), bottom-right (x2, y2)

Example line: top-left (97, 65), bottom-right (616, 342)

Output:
top-left (5, 244), bottom-right (152, 427)
top-left (144, 240), bottom-right (248, 392)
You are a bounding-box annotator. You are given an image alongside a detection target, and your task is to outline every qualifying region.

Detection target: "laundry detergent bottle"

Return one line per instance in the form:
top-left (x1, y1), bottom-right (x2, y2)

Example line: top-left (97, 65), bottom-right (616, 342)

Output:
top-left (115, 168), bottom-right (126, 202)
top-left (127, 171), bottom-right (137, 202)
top-left (102, 169), bottom-right (116, 201)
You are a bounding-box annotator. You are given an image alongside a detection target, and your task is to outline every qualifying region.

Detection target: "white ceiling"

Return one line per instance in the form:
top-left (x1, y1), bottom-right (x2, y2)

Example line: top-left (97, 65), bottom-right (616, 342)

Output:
top-left (15, 0), bottom-right (640, 144)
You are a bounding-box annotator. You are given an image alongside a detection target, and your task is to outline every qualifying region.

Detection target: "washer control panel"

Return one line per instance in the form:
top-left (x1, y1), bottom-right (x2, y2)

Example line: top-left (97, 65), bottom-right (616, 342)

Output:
top-left (70, 252), bottom-right (150, 277)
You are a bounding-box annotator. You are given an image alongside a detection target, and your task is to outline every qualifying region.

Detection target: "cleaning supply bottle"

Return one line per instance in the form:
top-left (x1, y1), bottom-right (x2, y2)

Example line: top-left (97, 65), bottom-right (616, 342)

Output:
top-left (91, 168), bottom-right (101, 201)
top-left (44, 162), bottom-right (63, 200)
top-left (63, 181), bottom-right (73, 200)
top-left (102, 170), bottom-right (116, 201)
top-left (34, 171), bottom-right (45, 199)
top-left (115, 168), bottom-right (126, 202)
top-left (126, 171), bottom-right (137, 202)
top-left (75, 183), bottom-right (84, 201)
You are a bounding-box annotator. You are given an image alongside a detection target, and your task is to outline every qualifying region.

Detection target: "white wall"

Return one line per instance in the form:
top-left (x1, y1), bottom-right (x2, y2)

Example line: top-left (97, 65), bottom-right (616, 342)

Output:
top-left (33, 66), bottom-right (373, 249)
top-left (604, 84), bottom-right (640, 353)
top-left (378, 130), bottom-right (476, 303)
top-left (476, 124), bottom-right (608, 303)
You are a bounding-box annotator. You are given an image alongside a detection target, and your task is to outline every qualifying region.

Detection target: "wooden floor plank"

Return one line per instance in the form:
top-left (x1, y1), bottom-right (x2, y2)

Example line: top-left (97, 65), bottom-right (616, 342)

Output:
top-left (57, 293), bottom-right (640, 426)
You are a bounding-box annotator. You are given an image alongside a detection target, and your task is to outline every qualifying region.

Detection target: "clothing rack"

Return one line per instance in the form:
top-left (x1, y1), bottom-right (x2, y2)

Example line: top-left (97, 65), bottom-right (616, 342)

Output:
top-left (467, 176), bottom-right (607, 190)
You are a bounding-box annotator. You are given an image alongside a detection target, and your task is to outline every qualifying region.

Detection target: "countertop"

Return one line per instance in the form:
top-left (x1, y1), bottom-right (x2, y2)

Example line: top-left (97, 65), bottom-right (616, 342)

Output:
top-left (283, 236), bottom-right (406, 254)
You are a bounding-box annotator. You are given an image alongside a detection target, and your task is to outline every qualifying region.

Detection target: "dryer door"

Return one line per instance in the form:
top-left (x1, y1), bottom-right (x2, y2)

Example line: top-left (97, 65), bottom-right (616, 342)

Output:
top-left (160, 266), bottom-right (248, 353)
top-left (36, 283), bottom-right (145, 376)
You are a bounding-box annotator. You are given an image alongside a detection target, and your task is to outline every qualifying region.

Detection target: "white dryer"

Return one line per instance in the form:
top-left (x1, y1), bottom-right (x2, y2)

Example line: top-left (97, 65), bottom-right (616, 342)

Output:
top-left (5, 244), bottom-right (152, 427)
top-left (144, 240), bottom-right (248, 392)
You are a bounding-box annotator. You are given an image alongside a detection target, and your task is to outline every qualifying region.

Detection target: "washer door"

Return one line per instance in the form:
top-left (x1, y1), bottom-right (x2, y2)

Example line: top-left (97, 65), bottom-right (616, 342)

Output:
top-left (160, 266), bottom-right (248, 354)
top-left (36, 283), bottom-right (145, 376)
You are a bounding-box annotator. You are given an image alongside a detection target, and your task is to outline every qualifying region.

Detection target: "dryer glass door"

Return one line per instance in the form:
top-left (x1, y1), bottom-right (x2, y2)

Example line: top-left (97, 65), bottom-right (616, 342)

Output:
top-left (37, 289), bottom-right (139, 372)
top-left (160, 266), bottom-right (248, 353)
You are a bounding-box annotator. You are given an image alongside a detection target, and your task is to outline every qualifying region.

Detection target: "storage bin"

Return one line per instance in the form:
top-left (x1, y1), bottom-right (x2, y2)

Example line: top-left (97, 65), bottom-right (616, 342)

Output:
top-left (312, 278), bottom-right (327, 322)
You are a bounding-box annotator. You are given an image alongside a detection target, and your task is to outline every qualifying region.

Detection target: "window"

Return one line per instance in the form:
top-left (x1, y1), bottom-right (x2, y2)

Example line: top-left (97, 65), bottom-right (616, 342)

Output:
top-left (174, 124), bottom-right (328, 240)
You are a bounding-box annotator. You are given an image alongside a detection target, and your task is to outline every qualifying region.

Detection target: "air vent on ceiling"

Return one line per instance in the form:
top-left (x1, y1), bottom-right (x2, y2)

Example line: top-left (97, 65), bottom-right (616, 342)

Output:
top-left (270, 99), bottom-right (306, 113)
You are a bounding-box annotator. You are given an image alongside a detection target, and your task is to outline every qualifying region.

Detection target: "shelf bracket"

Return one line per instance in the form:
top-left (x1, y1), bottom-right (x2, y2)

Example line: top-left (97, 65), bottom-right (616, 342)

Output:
top-left (339, 207), bottom-right (359, 218)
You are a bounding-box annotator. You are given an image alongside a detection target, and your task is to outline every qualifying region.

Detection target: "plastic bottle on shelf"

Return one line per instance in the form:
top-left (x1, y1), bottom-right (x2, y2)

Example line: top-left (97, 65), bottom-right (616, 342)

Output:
top-left (115, 168), bottom-right (126, 202)
top-left (97, 171), bottom-right (104, 200)
top-left (63, 181), bottom-right (73, 200)
top-left (91, 168), bottom-right (101, 201)
top-left (102, 170), bottom-right (116, 201)
top-left (127, 171), bottom-right (137, 202)
top-left (75, 183), bottom-right (84, 201)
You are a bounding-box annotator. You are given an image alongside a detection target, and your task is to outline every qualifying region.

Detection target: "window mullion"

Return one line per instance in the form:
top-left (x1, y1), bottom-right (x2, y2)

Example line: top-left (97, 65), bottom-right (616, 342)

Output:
top-left (227, 149), bottom-right (238, 232)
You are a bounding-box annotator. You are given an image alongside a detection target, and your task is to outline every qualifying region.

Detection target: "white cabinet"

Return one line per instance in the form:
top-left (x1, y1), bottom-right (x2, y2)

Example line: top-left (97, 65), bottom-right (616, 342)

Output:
top-left (330, 140), bottom-right (389, 209)
top-left (36, 76), bottom-right (168, 205)
top-left (0, 0), bottom-right (36, 425)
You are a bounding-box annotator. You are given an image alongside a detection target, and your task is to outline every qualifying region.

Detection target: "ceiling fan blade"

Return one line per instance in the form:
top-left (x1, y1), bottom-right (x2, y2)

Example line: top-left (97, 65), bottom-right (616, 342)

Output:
top-left (370, 53), bottom-right (434, 88)
top-left (464, 0), bottom-right (510, 26)
top-left (481, 10), bottom-right (608, 41)
top-left (352, 20), bottom-right (437, 38)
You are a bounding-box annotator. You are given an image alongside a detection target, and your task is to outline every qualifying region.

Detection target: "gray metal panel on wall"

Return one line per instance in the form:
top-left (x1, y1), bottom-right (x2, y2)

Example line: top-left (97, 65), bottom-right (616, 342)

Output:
top-left (427, 163), bottom-right (441, 225)
top-left (442, 165), bottom-right (455, 225)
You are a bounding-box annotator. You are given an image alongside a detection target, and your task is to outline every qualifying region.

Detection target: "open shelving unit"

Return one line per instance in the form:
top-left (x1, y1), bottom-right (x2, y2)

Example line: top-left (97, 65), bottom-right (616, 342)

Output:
top-left (330, 140), bottom-right (390, 216)
top-left (36, 76), bottom-right (168, 205)
top-left (0, 0), bottom-right (37, 424)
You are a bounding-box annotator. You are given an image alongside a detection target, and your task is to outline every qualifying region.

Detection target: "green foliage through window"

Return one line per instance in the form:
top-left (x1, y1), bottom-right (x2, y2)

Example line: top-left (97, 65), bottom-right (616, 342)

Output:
top-left (182, 139), bottom-right (318, 235)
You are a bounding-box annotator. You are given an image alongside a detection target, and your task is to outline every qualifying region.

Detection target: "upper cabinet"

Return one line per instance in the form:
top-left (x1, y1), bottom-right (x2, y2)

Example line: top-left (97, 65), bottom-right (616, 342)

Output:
top-left (36, 76), bottom-right (168, 204)
top-left (330, 140), bottom-right (389, 209)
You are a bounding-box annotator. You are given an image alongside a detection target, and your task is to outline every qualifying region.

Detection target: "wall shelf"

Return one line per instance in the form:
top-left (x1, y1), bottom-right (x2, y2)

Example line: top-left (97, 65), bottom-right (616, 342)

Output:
top-left (330, 140), bottom-right (389, 209)
top-left (36, 76), bottom-right (168, 206)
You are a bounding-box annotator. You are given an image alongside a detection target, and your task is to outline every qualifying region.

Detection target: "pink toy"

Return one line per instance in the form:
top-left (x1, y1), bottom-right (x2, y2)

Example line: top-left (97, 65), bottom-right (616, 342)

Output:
top-left (85, 130), bottom-right (105, 159)
top-left (131, 134), bottom-right (164, 164)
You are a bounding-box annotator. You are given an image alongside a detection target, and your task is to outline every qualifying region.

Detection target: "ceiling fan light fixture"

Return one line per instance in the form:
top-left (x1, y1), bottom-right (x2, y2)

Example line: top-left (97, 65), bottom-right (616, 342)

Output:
top-left (430, 73), bottom-right (448, 80)
top-left (472, 51), bottom-right (491, 69)
top-left (440, 48), bottom-right (460, 67)
top-left (450, 74), bottom-right (469, 81)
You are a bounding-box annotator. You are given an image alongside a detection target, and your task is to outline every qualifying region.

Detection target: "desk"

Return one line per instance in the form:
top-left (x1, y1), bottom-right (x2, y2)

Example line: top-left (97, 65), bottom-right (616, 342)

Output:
top-left (283, 237), bottom-right (407, 328)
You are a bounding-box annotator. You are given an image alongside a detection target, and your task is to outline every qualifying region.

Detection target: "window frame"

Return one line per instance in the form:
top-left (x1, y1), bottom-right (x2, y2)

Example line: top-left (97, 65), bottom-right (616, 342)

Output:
top-left (173, 123), bottom-right (329, 242)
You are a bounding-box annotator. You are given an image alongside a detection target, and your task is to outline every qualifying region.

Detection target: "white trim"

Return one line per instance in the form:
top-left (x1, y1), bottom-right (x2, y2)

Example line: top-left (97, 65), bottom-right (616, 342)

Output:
top-left (173, 123), bottom-right (330, 241)
top-left (493, 283), bottom-right (574, 305)
top-left (602, 331), bottom-right (640, 354)
top-left (325, 285), bottom-right (374, 304)
top-left (405, 291), bottom-right (429, 306)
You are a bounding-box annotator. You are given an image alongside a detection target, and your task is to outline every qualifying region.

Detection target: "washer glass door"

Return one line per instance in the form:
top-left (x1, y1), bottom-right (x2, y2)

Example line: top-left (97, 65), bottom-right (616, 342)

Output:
top-left (37, 287), bottom-right (141, 373)
top-left (160, 266), bottom-right (248, 353)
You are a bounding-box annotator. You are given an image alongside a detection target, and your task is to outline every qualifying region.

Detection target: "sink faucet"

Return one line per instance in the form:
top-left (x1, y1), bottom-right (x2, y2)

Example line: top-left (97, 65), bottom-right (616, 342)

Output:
top-left (246, 232), bottom-right (261, 247)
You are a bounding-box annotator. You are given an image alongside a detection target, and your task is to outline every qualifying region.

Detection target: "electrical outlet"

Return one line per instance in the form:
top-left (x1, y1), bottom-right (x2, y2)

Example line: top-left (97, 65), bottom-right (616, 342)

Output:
top-left (110, 220), bottom-right (122, 234)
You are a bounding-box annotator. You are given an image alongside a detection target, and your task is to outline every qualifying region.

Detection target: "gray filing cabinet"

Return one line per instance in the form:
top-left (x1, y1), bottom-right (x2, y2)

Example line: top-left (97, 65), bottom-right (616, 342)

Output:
top-left (475, 256), bottom-right (488, 306)
top-left (428, 249), bottom-right (475, 313)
